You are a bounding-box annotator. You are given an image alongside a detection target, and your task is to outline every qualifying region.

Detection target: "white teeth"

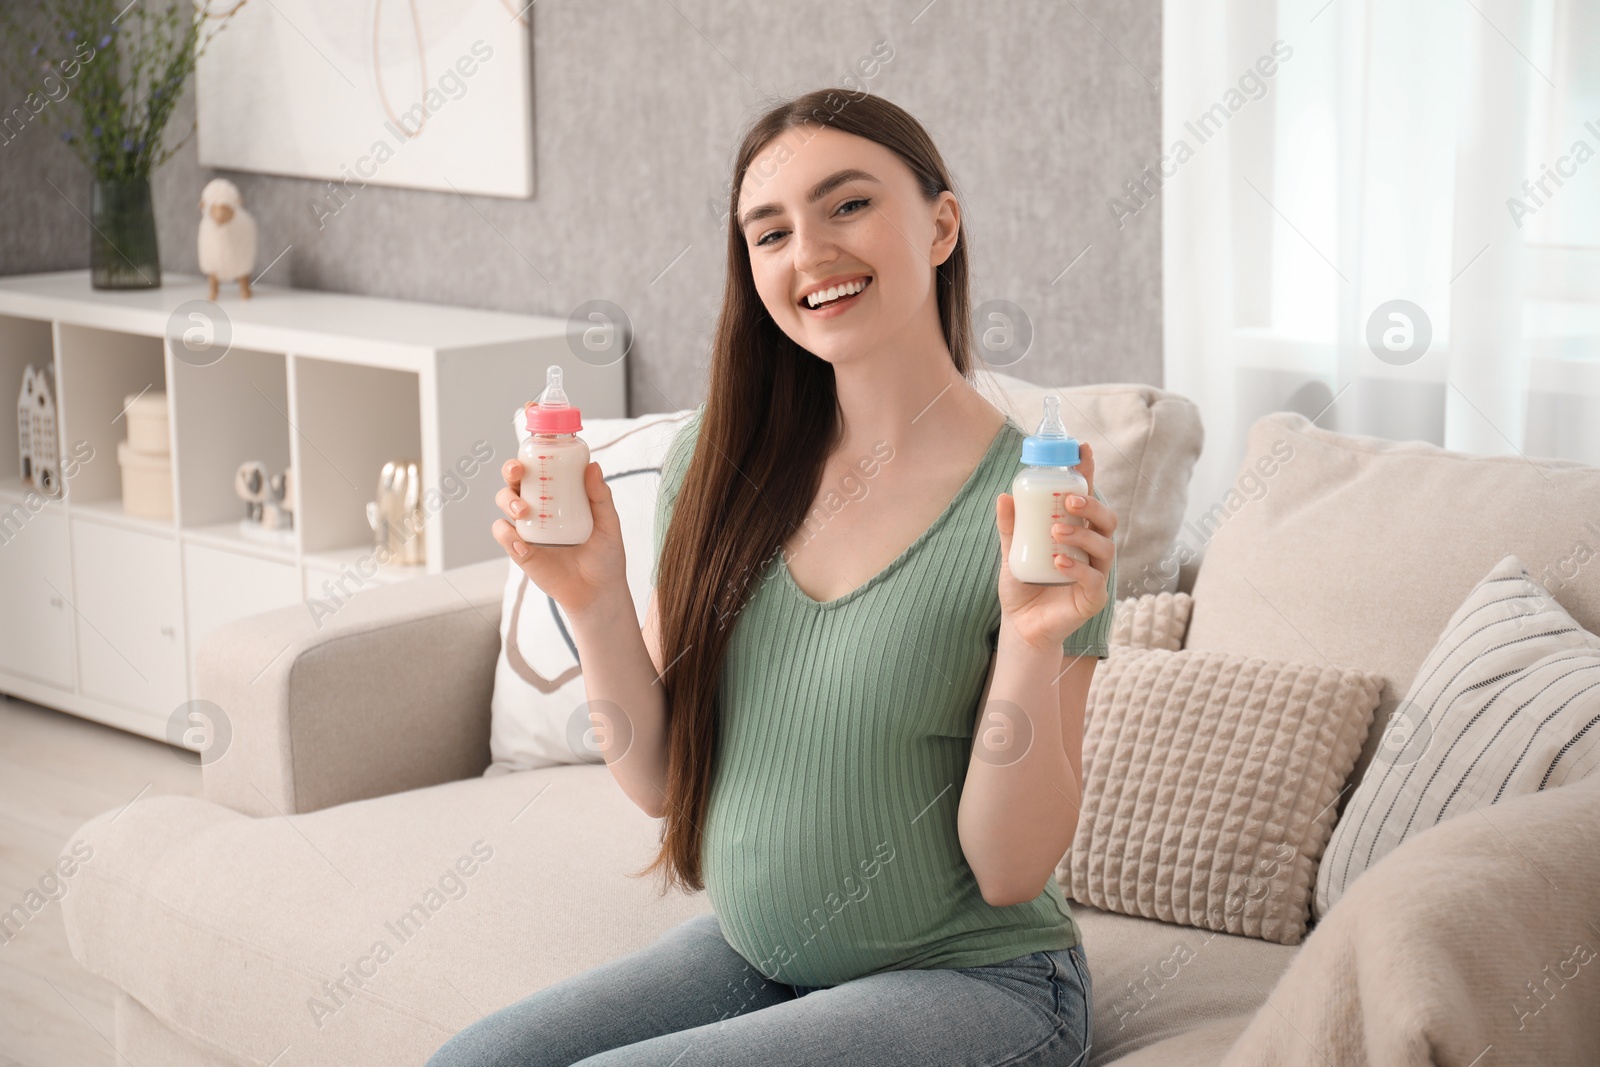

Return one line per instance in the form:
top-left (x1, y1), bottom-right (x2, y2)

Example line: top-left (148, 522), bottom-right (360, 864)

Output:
top-left (806, 278), bottom-right (868, 308)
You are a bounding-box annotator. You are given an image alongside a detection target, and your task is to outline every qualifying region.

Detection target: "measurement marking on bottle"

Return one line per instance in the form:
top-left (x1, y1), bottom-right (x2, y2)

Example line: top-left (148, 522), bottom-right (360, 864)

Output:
top-left (1050, 491), bottom-right (1067, 548)
top-left (534, 453), bottom-right (555, 527)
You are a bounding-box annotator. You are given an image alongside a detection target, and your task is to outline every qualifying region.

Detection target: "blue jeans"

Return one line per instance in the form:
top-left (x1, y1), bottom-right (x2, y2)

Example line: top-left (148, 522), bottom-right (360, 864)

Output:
top-left (426, 912), bottom-right (1093, 1066)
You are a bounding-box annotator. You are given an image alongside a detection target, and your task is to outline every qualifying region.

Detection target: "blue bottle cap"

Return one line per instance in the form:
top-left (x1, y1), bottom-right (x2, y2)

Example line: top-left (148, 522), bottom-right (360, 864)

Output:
top-left (1020, 395), bottom-right (1080, 466)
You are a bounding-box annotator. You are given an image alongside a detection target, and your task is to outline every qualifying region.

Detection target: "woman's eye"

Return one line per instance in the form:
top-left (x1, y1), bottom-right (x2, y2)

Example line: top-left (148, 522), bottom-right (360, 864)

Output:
top-left (752, 198), bottom-right (872, 248)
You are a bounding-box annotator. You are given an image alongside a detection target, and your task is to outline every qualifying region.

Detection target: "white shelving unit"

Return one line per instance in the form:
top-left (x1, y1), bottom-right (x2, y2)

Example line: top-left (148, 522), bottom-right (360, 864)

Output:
top-left (0, 269), bottom-right (624, 743)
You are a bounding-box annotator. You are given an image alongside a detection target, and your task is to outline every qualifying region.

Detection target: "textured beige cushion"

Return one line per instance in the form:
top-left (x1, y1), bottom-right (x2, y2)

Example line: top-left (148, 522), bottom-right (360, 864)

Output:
top-left (1112, 591), bottom-right (1194, 652)
top-left (1059, 648), bottom-right (1384, 945)
top-left (1184, 411), bottom-right (1600, 792)
top-left (973, 370), bottom-right (1204, 598)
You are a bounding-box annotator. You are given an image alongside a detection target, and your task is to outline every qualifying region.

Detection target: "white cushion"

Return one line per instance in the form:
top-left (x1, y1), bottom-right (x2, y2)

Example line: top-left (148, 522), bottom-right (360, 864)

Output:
top-left (487, 406), bottom-right (693, 772)
top-left (1314, 553), bottom-right (1600, 917)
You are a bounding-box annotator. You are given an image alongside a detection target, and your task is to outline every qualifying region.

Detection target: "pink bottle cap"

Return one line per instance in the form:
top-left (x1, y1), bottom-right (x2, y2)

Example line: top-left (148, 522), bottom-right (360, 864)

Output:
top-left (526, 401), bottom-right (582, 434)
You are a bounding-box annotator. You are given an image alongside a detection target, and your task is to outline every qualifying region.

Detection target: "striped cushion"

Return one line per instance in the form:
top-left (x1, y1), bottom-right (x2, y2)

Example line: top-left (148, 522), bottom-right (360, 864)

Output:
top-left (1314, 554), bottom-right (1600, 917)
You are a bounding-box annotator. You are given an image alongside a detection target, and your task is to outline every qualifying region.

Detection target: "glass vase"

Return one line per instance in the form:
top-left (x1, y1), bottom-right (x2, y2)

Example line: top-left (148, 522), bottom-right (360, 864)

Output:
top-left (90, 175), bottom-right (162, 289)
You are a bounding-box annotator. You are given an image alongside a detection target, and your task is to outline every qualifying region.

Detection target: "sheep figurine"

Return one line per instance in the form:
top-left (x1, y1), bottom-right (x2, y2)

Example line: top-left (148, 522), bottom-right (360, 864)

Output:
top-left (198, 177), bottom-right (258, 301)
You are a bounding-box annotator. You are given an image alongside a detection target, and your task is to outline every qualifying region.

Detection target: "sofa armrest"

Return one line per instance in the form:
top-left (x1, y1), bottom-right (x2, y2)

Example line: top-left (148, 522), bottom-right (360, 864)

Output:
top-left (197, 559), bottom-right (506, 817)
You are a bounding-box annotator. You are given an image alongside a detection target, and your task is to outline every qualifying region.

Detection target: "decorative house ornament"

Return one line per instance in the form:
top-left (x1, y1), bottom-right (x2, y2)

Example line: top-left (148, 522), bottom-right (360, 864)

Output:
top-left (16, 363), bottom-right (61, 497)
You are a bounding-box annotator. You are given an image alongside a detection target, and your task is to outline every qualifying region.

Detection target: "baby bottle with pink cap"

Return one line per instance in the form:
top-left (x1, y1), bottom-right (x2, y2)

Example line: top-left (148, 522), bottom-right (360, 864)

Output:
top-left (516, 365), bottom-right (593, 545)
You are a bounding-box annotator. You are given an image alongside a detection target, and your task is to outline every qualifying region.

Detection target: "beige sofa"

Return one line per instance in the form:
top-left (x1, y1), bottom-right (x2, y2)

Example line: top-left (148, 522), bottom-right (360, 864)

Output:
top-left (57, 393), bottom-right (1600, 1066)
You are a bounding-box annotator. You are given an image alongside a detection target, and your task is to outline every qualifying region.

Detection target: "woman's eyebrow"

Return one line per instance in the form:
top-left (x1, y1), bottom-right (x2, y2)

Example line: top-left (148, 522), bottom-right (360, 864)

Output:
top-left (739, 169), bottom-right (881, 231)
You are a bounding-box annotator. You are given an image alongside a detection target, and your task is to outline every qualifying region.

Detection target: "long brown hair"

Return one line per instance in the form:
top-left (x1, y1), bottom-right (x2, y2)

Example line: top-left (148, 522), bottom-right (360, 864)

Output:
top-left (638, 88), bottom-right (976, 894)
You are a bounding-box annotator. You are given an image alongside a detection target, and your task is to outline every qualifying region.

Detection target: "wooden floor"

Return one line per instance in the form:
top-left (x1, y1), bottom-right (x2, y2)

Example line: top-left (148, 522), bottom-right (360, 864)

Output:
top-left (0, 692), bottom-right (202, 1067)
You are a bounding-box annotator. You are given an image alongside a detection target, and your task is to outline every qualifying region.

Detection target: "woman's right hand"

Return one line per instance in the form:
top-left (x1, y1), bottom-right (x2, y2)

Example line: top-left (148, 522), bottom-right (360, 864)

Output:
top-left (492, 458), bottom-right (629, 623)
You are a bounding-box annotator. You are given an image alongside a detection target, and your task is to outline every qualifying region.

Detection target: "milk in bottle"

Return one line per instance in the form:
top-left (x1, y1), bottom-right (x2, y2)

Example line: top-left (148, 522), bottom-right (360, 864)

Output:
top-left (1007, 395), bottom-right (1090, 584)
top-left (516, 365), bottom-right (594, 545)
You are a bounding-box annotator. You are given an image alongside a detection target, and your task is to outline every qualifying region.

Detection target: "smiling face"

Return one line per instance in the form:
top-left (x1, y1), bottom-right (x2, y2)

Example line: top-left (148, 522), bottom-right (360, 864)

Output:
top-left (737, 123), bottom-right (959, 368)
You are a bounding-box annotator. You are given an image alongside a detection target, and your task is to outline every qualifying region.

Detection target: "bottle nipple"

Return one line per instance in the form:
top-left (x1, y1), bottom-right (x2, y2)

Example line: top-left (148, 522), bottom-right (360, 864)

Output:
top-left (1019, 394), bottom-right (1081, 467)
top-left (526, 364), bottom-right (583, 435)
top-left (538, 365), bottom-right (569, 409)
top-left (1034, 395), bottom-right (1067, 439)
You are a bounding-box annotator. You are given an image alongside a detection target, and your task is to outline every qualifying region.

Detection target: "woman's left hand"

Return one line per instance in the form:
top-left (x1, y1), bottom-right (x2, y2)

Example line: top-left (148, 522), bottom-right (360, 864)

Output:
top-left (994, 440), bottom-right (1117, 653)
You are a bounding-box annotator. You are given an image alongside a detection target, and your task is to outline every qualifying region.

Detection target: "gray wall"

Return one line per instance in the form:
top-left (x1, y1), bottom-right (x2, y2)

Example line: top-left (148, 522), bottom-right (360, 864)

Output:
top-left (0, 0), bottom-right (1161, 416)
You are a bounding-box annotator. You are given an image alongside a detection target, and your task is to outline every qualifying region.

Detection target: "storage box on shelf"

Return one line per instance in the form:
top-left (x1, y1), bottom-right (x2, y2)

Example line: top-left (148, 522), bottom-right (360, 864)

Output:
top-left (118, 389), bottom-right (173, 520)
top-left (0, 269), bottom-right (624, 743)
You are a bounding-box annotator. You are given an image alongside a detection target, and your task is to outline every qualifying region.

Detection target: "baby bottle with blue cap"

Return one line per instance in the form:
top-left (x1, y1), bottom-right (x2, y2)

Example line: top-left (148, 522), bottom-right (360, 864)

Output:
top-left (1008, 395), bottom-right (1090, 585)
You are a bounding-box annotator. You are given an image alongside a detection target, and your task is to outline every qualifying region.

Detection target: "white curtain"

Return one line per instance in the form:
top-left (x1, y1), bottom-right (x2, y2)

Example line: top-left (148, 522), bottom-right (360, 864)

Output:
top-left (1163, 0), bottom-right (1600, 524)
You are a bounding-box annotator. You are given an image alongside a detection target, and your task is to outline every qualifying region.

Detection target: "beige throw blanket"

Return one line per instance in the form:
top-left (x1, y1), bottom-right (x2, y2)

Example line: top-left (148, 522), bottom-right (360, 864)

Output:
top-left (1223, 773), bottom-right (1600, 1066)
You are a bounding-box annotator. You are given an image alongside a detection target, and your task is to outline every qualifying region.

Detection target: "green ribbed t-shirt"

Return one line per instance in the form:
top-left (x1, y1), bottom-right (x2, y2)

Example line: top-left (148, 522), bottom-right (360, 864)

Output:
top-left (650, 403), bottom-right (1116, 987)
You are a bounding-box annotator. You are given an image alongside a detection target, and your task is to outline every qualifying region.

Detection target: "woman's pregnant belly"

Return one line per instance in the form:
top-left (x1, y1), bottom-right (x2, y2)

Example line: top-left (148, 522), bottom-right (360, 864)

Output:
top-left (698, 736), bottom-right (1070, 988)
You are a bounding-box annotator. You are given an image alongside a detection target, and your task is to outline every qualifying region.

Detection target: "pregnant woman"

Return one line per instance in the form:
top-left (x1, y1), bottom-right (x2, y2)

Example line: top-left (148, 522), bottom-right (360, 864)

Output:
top-left (437, 86), bottom-right (1117, 1067)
